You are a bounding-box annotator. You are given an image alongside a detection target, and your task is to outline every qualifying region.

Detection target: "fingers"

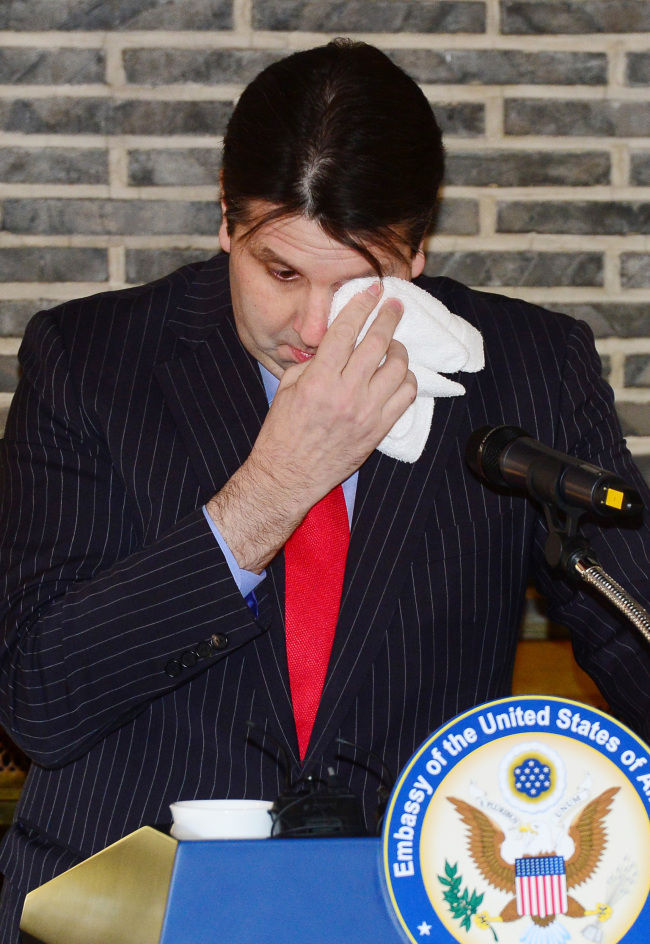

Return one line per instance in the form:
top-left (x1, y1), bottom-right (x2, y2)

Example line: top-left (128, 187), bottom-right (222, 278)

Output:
top-left (260, 288), bottom-right (417, 501)
top-left (344, 298), bottom-right (408, 388)
top-left (349, 333), bottom-right (417, 440)
top-left (277, 356), bottom-right (311, 391)
top-left (313, 282), bottom-right (385, 373)
top-left (368, 338), bottom-right (409, 398)
top-left (349, 299), bottom-right (404, 385)
top-left (279, 283), bottom-right (413, 447)
top-left (382, 367), bottom-right (418, 430)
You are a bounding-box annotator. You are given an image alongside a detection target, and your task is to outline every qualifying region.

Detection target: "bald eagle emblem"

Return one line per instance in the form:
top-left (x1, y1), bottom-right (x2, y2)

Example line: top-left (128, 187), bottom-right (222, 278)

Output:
top-left (447, 786), bottom-right (619, 941)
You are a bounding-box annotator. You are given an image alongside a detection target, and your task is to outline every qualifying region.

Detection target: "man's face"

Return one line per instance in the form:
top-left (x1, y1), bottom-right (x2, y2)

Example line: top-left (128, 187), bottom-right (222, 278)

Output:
top-left (219, 203), bottom-right (425, 379)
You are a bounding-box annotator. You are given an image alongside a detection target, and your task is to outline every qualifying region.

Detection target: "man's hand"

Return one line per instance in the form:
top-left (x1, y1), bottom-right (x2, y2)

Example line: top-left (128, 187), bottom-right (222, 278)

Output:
top-left (207, 283), bottom-right (417, 573)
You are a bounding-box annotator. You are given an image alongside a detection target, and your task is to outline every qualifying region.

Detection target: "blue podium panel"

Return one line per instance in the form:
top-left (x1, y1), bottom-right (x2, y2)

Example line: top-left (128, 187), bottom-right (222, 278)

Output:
top-left (160, 838), bottom-right (409, 944)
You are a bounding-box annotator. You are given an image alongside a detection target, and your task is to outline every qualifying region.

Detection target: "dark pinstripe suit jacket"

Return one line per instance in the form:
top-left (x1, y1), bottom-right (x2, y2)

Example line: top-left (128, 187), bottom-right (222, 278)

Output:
top-left (1, 252), bottom-right (650, 905)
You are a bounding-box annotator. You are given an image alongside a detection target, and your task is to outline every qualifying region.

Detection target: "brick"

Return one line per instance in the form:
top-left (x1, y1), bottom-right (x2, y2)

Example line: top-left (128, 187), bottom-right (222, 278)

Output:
top-left (621, 254), bottom-right (650, 289)
top-left (630, 153), bottom-right (650, 186)
top-left (445, 151), bottom-right (610, 186)
top-left (625, 355), bottom-right (650, 387)
top-left (0, 300), bottom-right (59, 336)
top-left (128, 149), bottom-right (221, 186)
top-left (505, 100), bottom-right (650, 137)
top-left (558, 303), bottom-right (650, 339)
top-left (126, 249), bottom-right (213, 283)
top-left (423, 251), bottom-right (602, 286)
top-left (124, 49), bottom-right (282, 86)
top-left (434, 199), bottom-right (479, 235)
top-left (432, 102), bottom-right (485, 137)
top-left (498, 201), bottom-right (650, 235)
top-left (0, 0), bottom-right (233, 31)
top-left (252, 1), bottom-right (486, 33)
top-left (0, 48), bottom-right (104, 85)
top-left (114, 101), bottom-right (233, 136)
top-left (0, 355), bottom-right (19, 394)
top-left (501, 1), bottom-right (650, 33)
top-left (0, 403), bottom-right (10, 437)
top-left (0, 148), bottom-right (108, 184)
top-left (0, 99), bottom-right (112, 135)
top-left (627, 54), bottom-right (650, 87)
top-left (632, 453), bottom-right (650, 489)
top-left (615, 402), bottom-right (650, 437)
top-left (3, 199), bottom-right (222, 236)
top-left (389, 49), bottom-right (605, 86)
top-left (0, 248), bottom-right (107, 282)
top-left (0, 100), bottom-right (233, 136)
top-left (599, 354), bottom-right (611, 382)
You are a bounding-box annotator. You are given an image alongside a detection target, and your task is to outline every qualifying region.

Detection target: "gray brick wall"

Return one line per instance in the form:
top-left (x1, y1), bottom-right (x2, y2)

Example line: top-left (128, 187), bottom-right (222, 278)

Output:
top-left (1, 0), bottom-right (649, 641)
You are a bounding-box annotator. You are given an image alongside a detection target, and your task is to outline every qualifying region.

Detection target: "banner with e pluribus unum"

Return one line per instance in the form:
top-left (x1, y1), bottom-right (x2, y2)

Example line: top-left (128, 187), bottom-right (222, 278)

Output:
top-left (382, 697), bottom-right (650, 944)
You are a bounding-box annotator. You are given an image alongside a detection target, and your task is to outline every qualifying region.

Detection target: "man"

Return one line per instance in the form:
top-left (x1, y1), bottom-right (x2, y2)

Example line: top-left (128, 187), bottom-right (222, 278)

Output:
top-left (1, 40), bottom-right (649, 939)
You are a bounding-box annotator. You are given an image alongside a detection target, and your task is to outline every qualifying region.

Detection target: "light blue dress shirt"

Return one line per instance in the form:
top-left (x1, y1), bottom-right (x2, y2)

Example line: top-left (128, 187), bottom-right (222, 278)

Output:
top-left (202, 364), bottom-right (358, 601)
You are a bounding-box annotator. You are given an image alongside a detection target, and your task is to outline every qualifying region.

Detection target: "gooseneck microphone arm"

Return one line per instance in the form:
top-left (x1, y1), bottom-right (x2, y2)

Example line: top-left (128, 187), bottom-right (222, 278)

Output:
top-left (466, 425), bottom-right (650, 646)
top-left (573, 560), bottom-right (650, 643)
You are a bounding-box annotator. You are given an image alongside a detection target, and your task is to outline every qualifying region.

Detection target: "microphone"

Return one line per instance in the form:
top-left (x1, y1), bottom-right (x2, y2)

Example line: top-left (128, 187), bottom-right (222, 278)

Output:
top-left (466, 425), bottom-right (643, 518)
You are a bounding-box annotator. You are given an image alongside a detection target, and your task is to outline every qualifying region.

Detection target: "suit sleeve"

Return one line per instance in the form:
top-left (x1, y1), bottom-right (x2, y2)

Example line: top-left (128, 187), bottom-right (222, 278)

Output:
top-left (0, 312), bottom-right (266, 767)
top-left (529, 318), bottom-right (650, 741)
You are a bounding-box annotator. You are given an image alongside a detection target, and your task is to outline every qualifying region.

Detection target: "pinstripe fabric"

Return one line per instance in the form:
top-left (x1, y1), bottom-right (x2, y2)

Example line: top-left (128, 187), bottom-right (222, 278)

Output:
top-left (1, 253), bottom-right (650, 940)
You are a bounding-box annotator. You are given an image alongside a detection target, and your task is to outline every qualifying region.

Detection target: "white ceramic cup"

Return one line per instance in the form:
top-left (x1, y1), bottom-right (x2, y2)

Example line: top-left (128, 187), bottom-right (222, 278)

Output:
top-left (169, 799), bottom-right (274, 840)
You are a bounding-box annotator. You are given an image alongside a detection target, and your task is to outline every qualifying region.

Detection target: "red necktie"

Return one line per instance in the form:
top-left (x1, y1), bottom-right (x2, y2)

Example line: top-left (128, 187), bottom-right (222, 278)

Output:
top-left (284, 485), bottom-right (350, 760)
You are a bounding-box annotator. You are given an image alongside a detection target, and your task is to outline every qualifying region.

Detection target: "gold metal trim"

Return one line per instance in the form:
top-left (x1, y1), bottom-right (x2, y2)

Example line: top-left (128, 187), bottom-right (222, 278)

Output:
top-left (20, 827), bottom-right (177, 944)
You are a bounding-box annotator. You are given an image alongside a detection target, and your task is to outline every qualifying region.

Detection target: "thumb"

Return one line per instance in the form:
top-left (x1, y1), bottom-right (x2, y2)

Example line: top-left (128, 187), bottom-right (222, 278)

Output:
top-left (277, 358), bottom-right (312, 391)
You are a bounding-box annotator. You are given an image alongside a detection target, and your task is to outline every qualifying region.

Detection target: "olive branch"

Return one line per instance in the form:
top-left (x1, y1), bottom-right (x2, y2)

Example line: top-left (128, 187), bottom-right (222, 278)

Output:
top-left (437, 860), bottom-right (497, 940)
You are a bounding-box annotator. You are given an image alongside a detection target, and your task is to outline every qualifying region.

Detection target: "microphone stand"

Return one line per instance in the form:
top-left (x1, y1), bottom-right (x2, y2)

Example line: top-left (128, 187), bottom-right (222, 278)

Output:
top-left (541, 503), bottom-right (650, 645)
top-left (572, 559), bottom-right (650, 643)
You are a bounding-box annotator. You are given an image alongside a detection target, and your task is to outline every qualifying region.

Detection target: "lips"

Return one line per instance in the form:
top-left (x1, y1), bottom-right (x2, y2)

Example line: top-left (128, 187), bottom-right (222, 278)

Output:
top-left (287, 346), bottom-right (316, 364)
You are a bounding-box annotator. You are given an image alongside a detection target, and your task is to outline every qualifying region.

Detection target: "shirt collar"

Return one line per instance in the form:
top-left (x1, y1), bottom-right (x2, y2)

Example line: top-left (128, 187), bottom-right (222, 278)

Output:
top-left (259, 364), bottom-right (280, 405)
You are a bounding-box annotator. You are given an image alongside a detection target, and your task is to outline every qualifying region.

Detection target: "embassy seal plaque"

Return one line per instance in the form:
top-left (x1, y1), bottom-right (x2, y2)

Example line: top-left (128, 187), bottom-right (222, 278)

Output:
top-left (383, 696), bottom-right (650, 944)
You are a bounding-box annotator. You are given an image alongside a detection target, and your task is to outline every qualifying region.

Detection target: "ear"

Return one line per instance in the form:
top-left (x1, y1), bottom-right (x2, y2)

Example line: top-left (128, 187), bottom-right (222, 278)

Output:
top-left (219, 200), bottom-right (231, 253)
top-left (410, 241), bottom-right (426, 278)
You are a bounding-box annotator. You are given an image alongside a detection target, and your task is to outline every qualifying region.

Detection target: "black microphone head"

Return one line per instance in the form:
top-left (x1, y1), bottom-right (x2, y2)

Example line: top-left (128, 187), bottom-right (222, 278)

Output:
top-left (465, 424), bottom-right (530, 488)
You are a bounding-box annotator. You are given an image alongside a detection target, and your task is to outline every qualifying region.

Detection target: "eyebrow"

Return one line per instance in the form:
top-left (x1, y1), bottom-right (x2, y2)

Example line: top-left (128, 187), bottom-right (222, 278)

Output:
top-left (250, 242), bottom-right (382, 280)
top-left (250, 245), bottom-right (300, 271)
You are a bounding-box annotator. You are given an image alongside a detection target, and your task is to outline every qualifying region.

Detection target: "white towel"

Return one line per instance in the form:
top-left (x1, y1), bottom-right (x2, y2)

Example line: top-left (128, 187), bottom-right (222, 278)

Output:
top-left (328, 277), bottom-right (484, 462)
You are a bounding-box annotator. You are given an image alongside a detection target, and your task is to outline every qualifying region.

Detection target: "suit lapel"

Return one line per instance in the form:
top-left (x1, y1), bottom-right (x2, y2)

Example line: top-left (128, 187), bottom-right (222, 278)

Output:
top-left (154, 256), bottom-right (299, 755)
top-left (153, 255), bottom-right (267, 495)
top-left (305, 372), bottom-right (478, 764)
top-left (156, 317), bottom-right (267, 494)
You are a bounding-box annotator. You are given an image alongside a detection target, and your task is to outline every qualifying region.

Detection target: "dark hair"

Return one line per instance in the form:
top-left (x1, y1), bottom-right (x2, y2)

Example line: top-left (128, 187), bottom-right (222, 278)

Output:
top-left (221, 40), bottom-right (444, 274)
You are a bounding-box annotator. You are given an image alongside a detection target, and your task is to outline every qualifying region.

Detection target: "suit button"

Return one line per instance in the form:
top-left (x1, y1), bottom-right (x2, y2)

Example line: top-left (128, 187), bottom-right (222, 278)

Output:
top-left (165, 660), bottom-right (182, 678)
top-left (181, 650), bottom-right (198, 668)
top-left (211, 633), bottom-right (228, 651)
top-left (196, 641), bottom-right (212, 659)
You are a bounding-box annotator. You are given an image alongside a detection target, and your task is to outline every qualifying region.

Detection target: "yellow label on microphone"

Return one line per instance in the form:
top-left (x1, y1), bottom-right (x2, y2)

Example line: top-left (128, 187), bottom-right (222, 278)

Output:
top-left (605, 488), bottom-right (624, 510)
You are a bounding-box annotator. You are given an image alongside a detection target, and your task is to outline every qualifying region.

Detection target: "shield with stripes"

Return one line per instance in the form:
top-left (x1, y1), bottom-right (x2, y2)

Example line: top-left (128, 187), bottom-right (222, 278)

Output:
top-left (515, 855), bottom-right (568, 918)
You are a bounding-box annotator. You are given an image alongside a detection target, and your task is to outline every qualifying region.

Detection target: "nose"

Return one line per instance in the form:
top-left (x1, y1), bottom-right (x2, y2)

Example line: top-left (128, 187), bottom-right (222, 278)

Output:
top-left (292, 289), bottom-right (332, 350)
